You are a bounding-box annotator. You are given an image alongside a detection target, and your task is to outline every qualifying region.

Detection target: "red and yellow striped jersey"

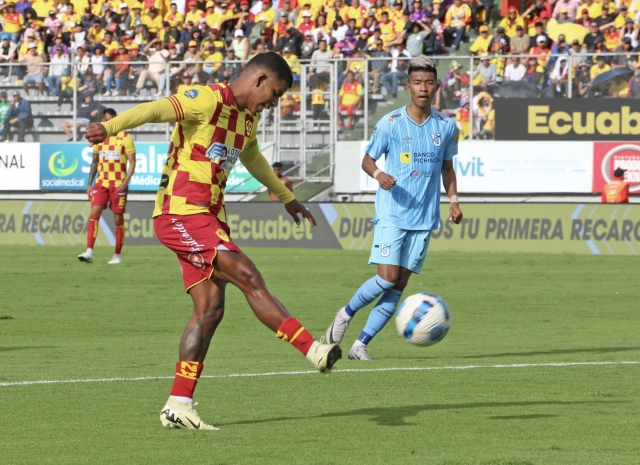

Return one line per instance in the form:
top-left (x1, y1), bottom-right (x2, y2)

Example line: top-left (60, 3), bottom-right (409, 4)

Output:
top-left (93, 132), bottom-right (136, 188)
top-left (153, 83), bottom-right (259, 222)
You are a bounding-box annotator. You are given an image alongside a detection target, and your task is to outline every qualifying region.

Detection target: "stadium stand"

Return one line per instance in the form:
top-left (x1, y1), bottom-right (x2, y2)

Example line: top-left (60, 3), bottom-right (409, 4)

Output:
top-left (0, 0), bottom-right (638, 145)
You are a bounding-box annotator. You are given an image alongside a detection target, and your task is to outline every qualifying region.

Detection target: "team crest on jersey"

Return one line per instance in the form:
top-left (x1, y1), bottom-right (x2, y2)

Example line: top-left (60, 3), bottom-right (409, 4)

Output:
top-left (205, 142), bottom-right (242, 171)
top-left (216, 229), bottom-right (229, 242)
top-left (245, 119), bottom-right (253, 136)
top-left (380, 243), bottom-right (391, 257)
top-left (431, 133), bottom-right (441, 147)
top-left (184, 89), bottom-right (198, 99)
top-left (188, 252), bottom-right (206, 270)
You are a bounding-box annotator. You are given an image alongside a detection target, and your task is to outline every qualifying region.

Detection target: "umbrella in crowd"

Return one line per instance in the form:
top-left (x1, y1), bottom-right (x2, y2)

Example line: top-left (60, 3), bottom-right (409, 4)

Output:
top-left (492, 81), bottom-right (543, 98)
top-left (548, 23), bottom-right (589, 45)
top-left (589, 67), bottom-right (634, 97)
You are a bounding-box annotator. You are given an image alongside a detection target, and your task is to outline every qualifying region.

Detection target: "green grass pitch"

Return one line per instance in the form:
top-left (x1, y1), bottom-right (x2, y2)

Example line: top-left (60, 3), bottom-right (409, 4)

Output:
top-left (1, 246), bottom-right (639, 465)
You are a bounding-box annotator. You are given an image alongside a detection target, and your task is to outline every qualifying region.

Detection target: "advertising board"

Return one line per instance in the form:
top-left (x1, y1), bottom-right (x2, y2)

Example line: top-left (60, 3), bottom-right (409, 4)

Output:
top-left (494, 99), bottom-right (640, 141)
top-left (3, 201), bottom-right (638, 255)
top-left (592, 142), bottom-right (640, 194)
top-left (0, 143), bottom-right (40, 191)
top-left (38, 142), bottom-right (259, 192)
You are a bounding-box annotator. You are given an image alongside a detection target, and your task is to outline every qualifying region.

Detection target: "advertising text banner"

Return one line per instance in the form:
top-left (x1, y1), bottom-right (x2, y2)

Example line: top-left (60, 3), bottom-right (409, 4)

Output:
top-left (0, 143), bottom-right (40, 191)
top-left (494, 99), bottom-right (640, 141)
top-left (38, 143), bottom-right (260, 192)
top-left (319, 203), bottom-right (640, 255)
top-left (0, 200), bottom-right (114, 245)
top-left (593, 142), bottom-right (640, 194)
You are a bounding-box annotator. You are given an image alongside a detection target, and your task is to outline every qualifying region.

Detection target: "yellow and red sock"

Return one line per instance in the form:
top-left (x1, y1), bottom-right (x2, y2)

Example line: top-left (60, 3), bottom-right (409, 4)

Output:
top-left (87, 214), bottom-right (100, 249)
top-left (169, 361), bottom-right (204, 399)
top-left (115, 221), bottom-right (125, 254)
top-left (276, 317), bottom-right (315, 356)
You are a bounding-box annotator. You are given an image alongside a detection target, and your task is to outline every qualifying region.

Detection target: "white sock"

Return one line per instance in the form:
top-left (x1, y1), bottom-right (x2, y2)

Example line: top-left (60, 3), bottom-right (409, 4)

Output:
top-left (169, 395), bottom-right (192, 404)
top-left (112, 253), bottom-right (120, 259)
top-left (305, 341), bottom-right (320, 363)
top-left (86, 248), bottom-right (93, 257)
top-left (353, 340), bottom-right (366, 349)
top-left (338, 307), bottom-right (352, 321)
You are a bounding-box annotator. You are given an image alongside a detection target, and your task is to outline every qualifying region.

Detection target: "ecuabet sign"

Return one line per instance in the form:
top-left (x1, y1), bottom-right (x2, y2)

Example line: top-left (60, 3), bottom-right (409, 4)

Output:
top-left (494, 99), bottom-right (640, 141)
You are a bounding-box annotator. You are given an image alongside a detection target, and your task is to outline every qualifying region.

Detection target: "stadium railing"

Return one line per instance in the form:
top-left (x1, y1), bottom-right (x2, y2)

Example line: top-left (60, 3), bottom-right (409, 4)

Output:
top-left (0, 51), bottom-right (637, 164)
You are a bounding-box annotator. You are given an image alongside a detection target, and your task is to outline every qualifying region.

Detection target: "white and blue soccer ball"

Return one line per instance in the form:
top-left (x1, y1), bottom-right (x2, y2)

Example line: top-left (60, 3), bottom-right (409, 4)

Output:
top-left (395, 292), bottom-right (451, 346)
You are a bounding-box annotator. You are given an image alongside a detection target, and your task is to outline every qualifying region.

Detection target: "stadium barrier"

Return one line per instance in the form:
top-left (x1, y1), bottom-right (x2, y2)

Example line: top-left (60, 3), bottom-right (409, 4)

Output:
top-left (0, 141), bottom-right (267, 192)
top-left (334, 140), bottom-right (639, 196)
top-left (2, 200), bottom-right (639, 255)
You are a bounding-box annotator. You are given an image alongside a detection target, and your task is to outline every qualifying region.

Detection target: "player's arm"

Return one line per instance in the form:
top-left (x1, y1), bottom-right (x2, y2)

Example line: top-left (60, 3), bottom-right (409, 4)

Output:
top-left (442, 126), bottom-right (462, 224)
top-left (85, 94), bottom-right (195, 143)
top-left (362, 153), bottom-right (395, 190)
top-left (86, 148), bottom-right (99, 200)
top-left (240, 142), bottom-right (316, 226)
top-left (118, 137), bottom-right (137, 193)
top-left (362, 118), bottom-right (395, 190)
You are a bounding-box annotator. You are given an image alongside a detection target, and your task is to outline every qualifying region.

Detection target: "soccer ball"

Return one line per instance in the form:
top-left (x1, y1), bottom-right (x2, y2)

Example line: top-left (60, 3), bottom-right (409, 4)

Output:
top-left (395, 292), bottom-right (451, 346)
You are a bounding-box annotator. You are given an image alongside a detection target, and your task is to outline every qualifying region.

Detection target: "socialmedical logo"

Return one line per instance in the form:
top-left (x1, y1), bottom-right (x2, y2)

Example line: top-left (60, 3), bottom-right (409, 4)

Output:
top-left (40, 145), bottom-right (86, 189)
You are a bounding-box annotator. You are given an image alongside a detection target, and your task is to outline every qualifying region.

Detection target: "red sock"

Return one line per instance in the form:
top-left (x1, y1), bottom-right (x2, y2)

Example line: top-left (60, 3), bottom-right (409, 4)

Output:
top-left (170, 361), bottom-right (204, 399)
top-left (276, 317), bottom-right (315, 356)
top-left (87, 214), bottom-right (100, 248)
top-left (115, 221), bottom-right (125, 254)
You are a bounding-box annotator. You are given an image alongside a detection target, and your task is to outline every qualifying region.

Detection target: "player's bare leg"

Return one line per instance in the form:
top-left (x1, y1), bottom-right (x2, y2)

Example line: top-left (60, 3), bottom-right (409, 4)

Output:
top-left (179, 278), bottom-right (227, 362)
top-left (78, 205), bottom-right (105, 263)
top-left (160, 278), bottom-right (227, 431)
top-left (212, 250), bottom-right (341, 370)
top-left (108, 212), bottom-right (125, 265)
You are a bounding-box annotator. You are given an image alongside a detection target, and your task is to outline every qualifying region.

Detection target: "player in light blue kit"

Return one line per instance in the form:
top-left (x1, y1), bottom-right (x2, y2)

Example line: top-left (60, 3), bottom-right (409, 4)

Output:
top-left (325, 56), bottom-right (463, 360)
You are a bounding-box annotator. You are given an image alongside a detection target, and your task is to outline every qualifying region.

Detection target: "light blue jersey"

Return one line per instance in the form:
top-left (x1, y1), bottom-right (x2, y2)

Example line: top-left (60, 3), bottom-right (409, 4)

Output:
top-left (365, 106), bottom-right (458, 231)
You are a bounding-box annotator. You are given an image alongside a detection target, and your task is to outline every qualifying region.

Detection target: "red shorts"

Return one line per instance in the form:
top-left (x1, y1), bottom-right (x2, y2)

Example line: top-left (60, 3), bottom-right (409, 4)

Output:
top-left (154, 214), bottom-right (241, 292)
top-left (91, 184), bottom-right (128, 214)
top-left (339, 104), bottom-right (359, 117)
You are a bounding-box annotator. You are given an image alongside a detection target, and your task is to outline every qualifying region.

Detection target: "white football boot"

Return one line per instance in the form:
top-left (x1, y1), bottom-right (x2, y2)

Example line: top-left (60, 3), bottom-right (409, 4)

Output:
top-left (159, 397), bottom-right (219, 430)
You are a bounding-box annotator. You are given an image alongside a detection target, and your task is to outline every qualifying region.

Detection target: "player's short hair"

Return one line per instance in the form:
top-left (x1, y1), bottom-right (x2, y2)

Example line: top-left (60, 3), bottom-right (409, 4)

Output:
top-left (244, 52), bottom-right (293, 88)
top-left (408, 56), bottom-right (438, 79)
top-left (104, 108), bottom-right (117, 117)
top-left (272, 162), bottom-right (283, 169)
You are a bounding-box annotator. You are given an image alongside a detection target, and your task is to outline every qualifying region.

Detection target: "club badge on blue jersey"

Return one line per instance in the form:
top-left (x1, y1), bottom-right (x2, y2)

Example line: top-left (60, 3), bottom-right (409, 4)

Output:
top-left (380, 243), bottom-right (391, 257)
top-left (431, 133), bottom-right (441, 147)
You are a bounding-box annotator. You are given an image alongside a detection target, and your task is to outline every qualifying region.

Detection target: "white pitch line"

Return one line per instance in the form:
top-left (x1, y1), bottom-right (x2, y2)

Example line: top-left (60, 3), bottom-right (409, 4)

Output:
top-left (1, 361), bottom-right (638, 388)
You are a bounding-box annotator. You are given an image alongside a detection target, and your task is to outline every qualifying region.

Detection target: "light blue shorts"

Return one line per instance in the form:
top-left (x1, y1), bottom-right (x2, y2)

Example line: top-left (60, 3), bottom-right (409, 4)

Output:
top-left (368, 220), bottom-right (431, 274)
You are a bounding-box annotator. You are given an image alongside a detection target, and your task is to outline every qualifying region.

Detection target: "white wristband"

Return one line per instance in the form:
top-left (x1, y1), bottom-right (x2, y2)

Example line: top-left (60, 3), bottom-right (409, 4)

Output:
top-left (449, 195), bottom-right (459, 204)
top-left (372, 169), bottom-right (383, 179)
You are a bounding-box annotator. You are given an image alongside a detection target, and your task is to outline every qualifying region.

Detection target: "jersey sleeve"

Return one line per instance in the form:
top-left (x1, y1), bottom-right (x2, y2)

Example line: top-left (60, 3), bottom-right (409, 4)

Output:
top-left (365, 117), bottom-right (391, 161)
top-left (101, 90), bottom-right (205, 136)
top-left (123, 133), bottom-right (136, 155)
top-left (443, 124), bottom-right (458, 161)
top-left (240, 135), bottom-right (296, 204)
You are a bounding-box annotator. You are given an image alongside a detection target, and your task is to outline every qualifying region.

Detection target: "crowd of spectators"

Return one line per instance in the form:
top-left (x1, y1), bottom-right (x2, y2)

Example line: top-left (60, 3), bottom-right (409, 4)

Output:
top-left (1, 0), bottom-right (639, 139)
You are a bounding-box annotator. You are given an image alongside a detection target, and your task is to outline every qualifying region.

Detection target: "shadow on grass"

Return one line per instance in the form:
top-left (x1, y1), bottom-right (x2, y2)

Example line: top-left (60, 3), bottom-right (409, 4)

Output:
top-left (0, 346), bottom-right (59, 352)
top-left (455, 346), bottom-right (640, 359)
top-left (488, 414), bottom-right (559, 420)
top-left (220, 400), bottom-right (628, 427)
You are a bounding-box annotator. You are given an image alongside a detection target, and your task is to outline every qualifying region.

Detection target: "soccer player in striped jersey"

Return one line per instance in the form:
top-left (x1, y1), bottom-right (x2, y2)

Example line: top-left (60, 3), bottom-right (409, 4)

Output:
top-left (85, 52), bottom-right (341, 431)
top-left (78, 108), bottom-right (136, 265)
top-left (325, 56), bottom-right (463, 360)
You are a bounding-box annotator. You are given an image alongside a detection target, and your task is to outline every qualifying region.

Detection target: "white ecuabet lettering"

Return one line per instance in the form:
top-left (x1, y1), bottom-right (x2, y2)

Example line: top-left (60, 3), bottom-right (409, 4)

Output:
top-left (171, 219), bottom-right (205, 252)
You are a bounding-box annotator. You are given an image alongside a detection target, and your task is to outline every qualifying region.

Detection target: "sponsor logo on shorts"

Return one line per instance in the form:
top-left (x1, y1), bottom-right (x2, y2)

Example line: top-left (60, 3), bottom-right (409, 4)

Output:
top-left (171, 218), bottom-right (205, 252)
top-left (216, 228), bottom-right (229, 242)
top-left (184, 89), bottom-right (198, 99)
top-left (380, 243), bottom-right (391, 257)
top-left (188, 252), bottom-right (206, 270)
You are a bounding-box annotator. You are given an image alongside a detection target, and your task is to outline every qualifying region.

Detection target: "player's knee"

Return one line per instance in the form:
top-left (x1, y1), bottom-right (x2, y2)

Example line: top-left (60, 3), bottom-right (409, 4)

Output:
top-left (377, 269), bottom-right (399, 285)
